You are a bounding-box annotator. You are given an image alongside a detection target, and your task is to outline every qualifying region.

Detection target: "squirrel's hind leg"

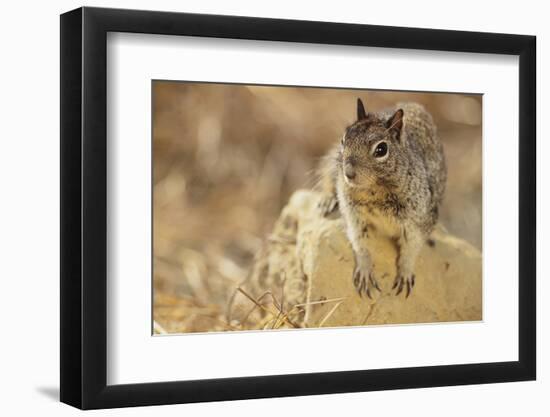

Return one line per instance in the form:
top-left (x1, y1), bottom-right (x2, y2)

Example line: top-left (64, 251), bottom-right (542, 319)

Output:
top-left (316, 170), bottom-right (339, 216)
top-left (318, 194), bottom-right (338, 216)
top-left (316, 146), bottom-right (340, 217)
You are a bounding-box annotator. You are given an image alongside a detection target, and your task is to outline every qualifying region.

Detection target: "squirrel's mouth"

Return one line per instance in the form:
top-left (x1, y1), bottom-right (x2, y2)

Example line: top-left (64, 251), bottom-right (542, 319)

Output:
top-left (343, 172), bottom-right (376, 190)
top-left (343, 175), bottom-right (358, 187)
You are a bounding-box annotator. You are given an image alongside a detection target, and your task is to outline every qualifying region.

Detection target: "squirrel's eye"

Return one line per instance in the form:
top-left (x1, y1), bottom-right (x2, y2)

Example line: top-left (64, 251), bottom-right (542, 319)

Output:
top-left (373, 141), bottom-right (388, 158)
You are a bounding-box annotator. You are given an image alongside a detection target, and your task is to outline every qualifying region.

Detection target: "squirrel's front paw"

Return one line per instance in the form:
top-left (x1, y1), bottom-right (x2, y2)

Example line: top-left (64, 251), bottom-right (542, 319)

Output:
top-left (392, 274), bottom-right (415, 298)
top-left (318, 195), bottom-right (338, 217)
top-left (353, 263), bottom-right (381, 299)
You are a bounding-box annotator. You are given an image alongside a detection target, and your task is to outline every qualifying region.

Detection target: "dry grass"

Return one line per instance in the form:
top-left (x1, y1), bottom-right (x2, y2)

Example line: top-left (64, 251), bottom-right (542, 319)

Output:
top-left (154, 282), bottom-right (348, 335)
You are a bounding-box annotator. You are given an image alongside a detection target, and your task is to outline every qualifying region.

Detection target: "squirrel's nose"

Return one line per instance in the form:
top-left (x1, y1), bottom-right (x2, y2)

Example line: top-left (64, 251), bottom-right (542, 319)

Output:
top-left (344, 164), bottom-right (356, 180)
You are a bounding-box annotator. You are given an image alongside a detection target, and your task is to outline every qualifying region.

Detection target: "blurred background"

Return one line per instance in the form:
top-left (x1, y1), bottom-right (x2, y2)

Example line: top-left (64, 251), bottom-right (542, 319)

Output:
top-left (152, 81), bottom-right (482, 334)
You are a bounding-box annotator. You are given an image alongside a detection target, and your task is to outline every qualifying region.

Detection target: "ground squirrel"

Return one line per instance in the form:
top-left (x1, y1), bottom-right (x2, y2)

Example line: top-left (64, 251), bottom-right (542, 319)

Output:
top-left (317, 99), bottom-right (447, 298)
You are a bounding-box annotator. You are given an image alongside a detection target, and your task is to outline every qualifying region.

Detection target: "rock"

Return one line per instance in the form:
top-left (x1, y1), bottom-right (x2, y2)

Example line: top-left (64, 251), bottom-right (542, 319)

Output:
top-left (235, 190), bottom-right (482, 329)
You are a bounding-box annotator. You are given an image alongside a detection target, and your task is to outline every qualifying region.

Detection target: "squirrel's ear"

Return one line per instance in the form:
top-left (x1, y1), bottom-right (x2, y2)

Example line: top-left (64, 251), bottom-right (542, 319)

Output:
top-left (386, 109), bottom-right (404, 140)
top-left (356, 98), bottom-right (367, 121)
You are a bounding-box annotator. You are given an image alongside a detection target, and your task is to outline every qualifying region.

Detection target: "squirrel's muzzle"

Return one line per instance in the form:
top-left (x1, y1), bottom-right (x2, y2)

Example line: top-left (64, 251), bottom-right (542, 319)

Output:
top-left (344, 161), bottom-right (356, 181)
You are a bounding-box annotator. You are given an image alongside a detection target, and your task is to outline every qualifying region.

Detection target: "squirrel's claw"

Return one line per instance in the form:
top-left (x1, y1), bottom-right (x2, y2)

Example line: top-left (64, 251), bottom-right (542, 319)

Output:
top-left (318, 195), bottom-right (338, 217)
top-left (370, 274), bottom-right (381, 292)
top-left (353, 266), bottom-right (380, 299)
top-left (392, 274), bottom-right (415, 298)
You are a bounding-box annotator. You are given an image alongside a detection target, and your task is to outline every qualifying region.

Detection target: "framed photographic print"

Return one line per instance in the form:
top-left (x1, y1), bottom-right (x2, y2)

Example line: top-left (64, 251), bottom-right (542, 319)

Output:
top-left (60, 6), bottom-right (536, 410)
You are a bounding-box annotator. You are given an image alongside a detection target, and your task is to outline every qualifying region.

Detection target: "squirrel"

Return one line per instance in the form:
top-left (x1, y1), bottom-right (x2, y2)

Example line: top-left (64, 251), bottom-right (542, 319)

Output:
top-left (317, 99), bottom-right (447, 298)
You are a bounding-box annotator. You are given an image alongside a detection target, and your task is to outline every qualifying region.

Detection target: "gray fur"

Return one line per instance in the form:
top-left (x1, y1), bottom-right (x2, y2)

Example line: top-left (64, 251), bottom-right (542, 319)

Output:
top-left (317, 101), bottom-right (447, 298)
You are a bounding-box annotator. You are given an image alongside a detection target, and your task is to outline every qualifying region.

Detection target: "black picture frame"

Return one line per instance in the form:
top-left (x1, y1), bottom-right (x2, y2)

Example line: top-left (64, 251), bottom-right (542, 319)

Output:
top-left (60, 6), bottom-right (536, 410)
